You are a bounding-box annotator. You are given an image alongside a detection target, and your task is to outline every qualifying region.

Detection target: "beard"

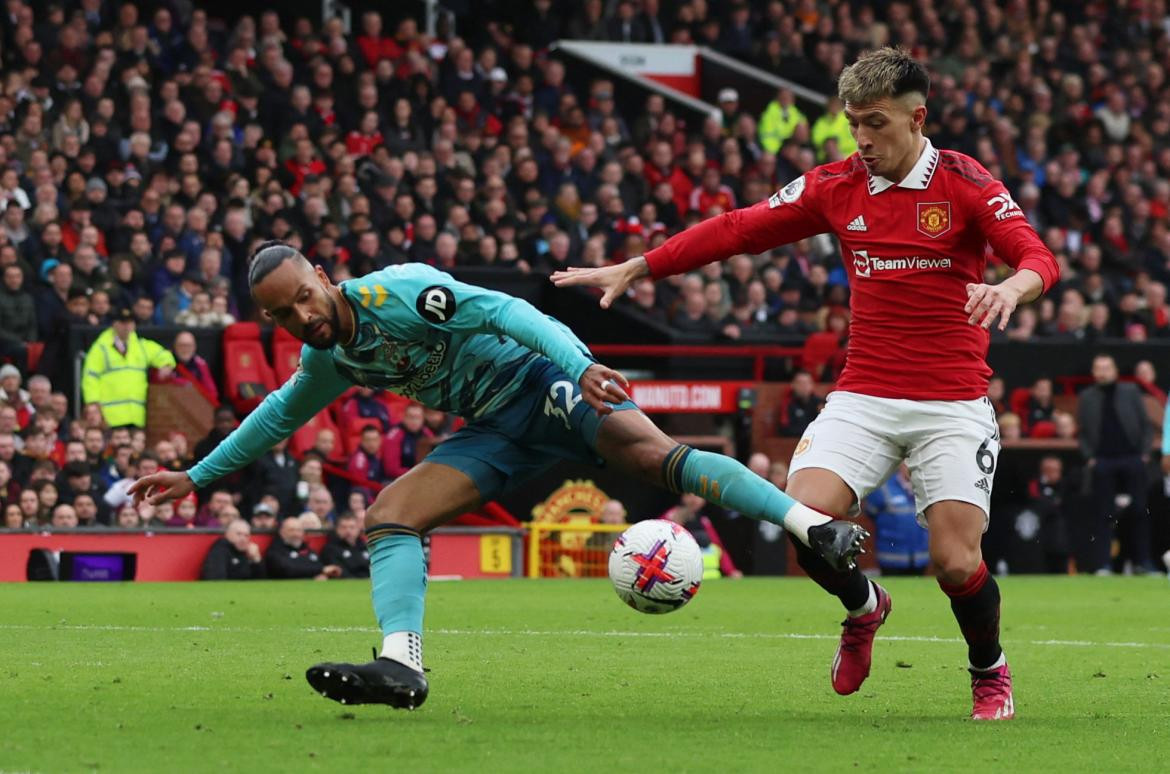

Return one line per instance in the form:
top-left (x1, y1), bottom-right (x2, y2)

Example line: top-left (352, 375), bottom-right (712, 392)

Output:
top-left (304, 297), bottom-right (343, 350)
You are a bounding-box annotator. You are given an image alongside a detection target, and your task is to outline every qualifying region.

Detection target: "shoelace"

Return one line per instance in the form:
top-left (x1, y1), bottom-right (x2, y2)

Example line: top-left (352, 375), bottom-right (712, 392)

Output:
top-left (970, 669), bottom-right (1010, 703)
top-left (838, 612), bottom-right (883, 653)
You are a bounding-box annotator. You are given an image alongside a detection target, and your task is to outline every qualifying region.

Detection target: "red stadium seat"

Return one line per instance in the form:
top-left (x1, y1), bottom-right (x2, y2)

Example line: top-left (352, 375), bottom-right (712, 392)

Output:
top-left (1008, 388), bottom-right (1030, 427)
top-left (222, 323), bottom-right (277, 414)
top-left (271, 325), bottom-right (303, 384)
top-left (800, 332), bottom-right (842, 380)
top-left (381, 392), bottom-right (411, 425)
top-left (26, 341), bottom-right (43, 372)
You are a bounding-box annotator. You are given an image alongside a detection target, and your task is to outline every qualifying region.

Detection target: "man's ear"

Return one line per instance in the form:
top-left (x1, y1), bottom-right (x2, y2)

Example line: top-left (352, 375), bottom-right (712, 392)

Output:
top-left (912, 104), bottom-right (927, 131)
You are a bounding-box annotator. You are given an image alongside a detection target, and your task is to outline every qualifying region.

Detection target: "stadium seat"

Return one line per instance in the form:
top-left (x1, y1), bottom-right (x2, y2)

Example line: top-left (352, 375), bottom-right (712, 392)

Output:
top-left (271, 325), bottom-right (303, 384)
top-left (222, 323), bottom-right (277, 415)
top-left (1008, 388), bottom-right (1031, 429)
top-left (800, 332), bottom-right (842, 380)
top-left (26, 341), bottom-right (43, 372)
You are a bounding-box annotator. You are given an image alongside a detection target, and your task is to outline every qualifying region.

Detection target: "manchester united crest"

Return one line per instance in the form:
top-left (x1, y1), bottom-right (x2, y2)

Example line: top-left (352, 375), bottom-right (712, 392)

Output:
top-left (917, 202), bottom-right (951, 238)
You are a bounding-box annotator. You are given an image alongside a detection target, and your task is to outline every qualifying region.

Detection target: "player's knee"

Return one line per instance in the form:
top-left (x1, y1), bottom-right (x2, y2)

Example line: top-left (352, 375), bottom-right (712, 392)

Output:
top-left (931, 547), bottom-right (981, 586)
top-left (364, 501), bottom-right (423, 532)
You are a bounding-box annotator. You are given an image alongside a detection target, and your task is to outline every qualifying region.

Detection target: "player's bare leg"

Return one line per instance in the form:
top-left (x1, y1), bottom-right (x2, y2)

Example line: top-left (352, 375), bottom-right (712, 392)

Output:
top-left (306, 462), bottom-right (482, 710)
top-left (926, 500), bottom-right (1013, 720)
top-left (785, 468), bottom-right (892, 695)
top-left (593, 410), bottom-right (867, 570)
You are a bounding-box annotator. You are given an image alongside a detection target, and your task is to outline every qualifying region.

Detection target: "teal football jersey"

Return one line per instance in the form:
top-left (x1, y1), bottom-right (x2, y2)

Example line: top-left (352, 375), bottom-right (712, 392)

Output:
top-left (188, 264), bottom-right (595, 488)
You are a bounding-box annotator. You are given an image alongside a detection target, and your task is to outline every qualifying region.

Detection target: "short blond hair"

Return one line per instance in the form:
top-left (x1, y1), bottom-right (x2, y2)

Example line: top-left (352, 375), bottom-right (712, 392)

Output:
top-left (837, 47), bottom-right (930, 105)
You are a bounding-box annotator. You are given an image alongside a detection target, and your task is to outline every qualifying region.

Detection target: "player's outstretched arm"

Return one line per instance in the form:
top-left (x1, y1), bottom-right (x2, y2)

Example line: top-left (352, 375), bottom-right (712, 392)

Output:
top-left (550, 257), bottom-right (650, 309)
top-left (132, 346), bottom-right (349, 504)
top-left (552, 185), bottom-right (827, 307)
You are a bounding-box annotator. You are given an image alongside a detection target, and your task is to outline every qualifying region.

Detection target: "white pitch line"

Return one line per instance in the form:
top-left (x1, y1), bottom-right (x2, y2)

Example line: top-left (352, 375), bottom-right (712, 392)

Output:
top-left (0, 623), bottom-right (1166, 651)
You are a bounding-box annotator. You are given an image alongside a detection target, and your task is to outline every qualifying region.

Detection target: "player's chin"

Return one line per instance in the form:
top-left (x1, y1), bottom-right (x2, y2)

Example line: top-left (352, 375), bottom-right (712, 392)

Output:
top-left (304, 327), bottom-right (338, 350)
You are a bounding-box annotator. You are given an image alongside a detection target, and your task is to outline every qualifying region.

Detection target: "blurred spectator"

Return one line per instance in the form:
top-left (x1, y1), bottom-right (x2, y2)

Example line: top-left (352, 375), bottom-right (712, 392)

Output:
top-left (5, 502), bottom-right (28, 529)
top-left (201, 519), bottom-right (265, 580)
top-left (305, 484), bottom-right (338, 526)
top-left (251, 501), bottom-right (280, 532)
top-left (598, 499), bottom-right (628, 525)
top-left (72, 493), bottom-right (101, 528)
top-left (195, 490), bottom-right (235, 528)
top-left (340, 387), bottom-right (392, 433)
top-left (50, 503), bottom-right (78, 530)
top-left (299, 512), bottom-right (324, 531)
top-left (1025, 377), bottom-right (1055, 435)
top-left (1027, 455), bottom-right (1075, 574)
top-left (171, 331), bottom-right (218, 402)
top-left (758, 88), bottom-right (807, 155)
top-left (254, 439), bottom-right (300, 517)
top-left (0, 264), bottom-right (37, 370)
top-left (347, 424), bottom-right (388, 499)
top-left (998, 412), bottom-right (1023, 442)
top-left (164, 492), bottom-right (199, 529)
top-left (1077, 354), bottom-right (1155, 574)
top-left (114, 504), bottom-right (141, 529)
top-left (661, 493), bottom-right (741, 579)
top-left (265, 516), bottom-right (341, 580)
top-left (778, 371), bottom-right (823, 437)
top-left (321, 512), bottom-right (370, 578)
top-left (863, 465), bottom-right (929, 576)
top-left (381, 403), bottom-right (433, 480)
top-left (81, 306), bottom-right (175, 428)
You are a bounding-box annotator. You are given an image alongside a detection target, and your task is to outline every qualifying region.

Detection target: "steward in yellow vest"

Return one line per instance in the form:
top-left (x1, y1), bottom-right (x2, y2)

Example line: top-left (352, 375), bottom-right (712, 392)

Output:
top-left (81, 307), bottom-right (176, 427)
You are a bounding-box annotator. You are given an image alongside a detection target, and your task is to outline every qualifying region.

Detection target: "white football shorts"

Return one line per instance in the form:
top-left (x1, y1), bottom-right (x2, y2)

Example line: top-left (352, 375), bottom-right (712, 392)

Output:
top-left (786, 390), bottom-right (1000, 529)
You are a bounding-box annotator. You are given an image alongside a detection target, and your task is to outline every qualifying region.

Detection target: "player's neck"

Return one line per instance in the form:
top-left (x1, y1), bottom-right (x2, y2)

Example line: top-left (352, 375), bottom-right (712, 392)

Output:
top-left (889, 135), bottom-right (927, 185)
top-left (333, 286), bottom-right (357, 347)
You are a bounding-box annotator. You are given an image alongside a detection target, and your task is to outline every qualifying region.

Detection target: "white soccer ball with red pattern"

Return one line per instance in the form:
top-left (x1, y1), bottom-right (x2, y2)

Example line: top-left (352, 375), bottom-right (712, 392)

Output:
top-left (609, 519), bottom-right (703, 614)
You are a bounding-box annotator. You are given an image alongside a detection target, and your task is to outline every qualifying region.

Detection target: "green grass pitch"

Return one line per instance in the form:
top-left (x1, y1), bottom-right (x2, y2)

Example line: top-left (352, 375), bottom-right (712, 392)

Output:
top-left (1, 576), bottom-right (1167, 772)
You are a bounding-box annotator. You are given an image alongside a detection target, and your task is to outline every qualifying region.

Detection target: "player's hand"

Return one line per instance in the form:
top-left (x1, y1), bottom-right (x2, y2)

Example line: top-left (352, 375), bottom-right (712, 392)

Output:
top-left (322, 564), bottom-right (343, 578)
top-left (965, 282), bottom-right (1023, 331)
top-left (128, 470), bottom-right (195, 506)
top-left (580, 364), bottom-right (631, 416)
top-left (550, 257), bottom-right (650, 309)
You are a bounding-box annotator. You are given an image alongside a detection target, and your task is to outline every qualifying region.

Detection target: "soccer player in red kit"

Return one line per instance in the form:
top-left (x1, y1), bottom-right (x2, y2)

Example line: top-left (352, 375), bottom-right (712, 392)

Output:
top-left (553, 47), bottom-right (1059, 721)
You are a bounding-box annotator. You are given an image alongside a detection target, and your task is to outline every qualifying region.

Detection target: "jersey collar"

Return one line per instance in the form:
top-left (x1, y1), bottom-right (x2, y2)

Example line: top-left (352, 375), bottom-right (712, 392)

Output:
top-left (866, 138), bottom-right (938, 195)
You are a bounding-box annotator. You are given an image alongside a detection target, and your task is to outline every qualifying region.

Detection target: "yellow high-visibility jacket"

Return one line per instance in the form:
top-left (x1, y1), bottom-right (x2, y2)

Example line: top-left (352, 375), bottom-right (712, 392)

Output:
top-left (758, 101), bottom-right (808, 154)
top-left (81, 328), bottom-right (176, 427)
top-left (811, 110), bottom-right (858, 160)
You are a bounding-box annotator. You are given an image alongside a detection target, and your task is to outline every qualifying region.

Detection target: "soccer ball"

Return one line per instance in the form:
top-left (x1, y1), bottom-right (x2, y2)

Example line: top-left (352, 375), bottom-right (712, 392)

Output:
top-left (608, 519), bottom-right (703, 614)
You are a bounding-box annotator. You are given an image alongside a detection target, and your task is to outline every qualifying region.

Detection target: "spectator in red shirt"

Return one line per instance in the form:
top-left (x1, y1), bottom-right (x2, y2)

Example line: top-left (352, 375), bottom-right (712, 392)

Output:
top-left (171, 331), bottom-right (219, 403)
top-left (346, 111), bottom-right (384, 158)
top-left (284, 138), bottom-right (327, 197)
top-left (689, 166), bottom-right (737, 218)
top-left (380, 403), bottom-right (433, 481)
top-left (643, 141), bottom-right (693, 217)
top-left (346, 425), bottom-right (387, 499)
top-left (356, 11), bottom-right (401, 69)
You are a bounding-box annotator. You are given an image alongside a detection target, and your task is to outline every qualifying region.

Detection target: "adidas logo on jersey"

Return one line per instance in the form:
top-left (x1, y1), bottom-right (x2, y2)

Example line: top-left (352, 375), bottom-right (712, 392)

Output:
top-left (846, 215), bottom-right (868, 231)
top-left (974, 477), bottom-right (991, 494)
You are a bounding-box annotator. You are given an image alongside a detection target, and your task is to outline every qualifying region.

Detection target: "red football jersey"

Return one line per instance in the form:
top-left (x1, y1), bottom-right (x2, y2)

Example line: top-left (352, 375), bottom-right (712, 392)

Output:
top-left (643, 140), bottom-right (1060, 400)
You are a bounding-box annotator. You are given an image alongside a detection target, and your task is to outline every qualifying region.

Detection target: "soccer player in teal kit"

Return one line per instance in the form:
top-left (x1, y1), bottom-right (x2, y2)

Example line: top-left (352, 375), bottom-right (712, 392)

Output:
top-left (131, 241), bottom-right (866, 709)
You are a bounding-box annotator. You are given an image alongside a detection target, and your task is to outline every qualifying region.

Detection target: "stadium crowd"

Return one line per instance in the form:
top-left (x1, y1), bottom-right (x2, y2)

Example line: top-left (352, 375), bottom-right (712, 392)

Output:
top-left (0, 0), bottom-right (1167, 573)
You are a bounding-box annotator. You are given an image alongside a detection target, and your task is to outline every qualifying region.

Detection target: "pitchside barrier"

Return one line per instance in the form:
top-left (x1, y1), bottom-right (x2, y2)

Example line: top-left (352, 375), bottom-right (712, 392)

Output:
top-left (0, 527), bottom-right (525, 582)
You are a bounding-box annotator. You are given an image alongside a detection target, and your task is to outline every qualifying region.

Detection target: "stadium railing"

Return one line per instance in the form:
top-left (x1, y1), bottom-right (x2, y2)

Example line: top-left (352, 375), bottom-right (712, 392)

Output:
top-left (526, 522), bottom-right (626, 579)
